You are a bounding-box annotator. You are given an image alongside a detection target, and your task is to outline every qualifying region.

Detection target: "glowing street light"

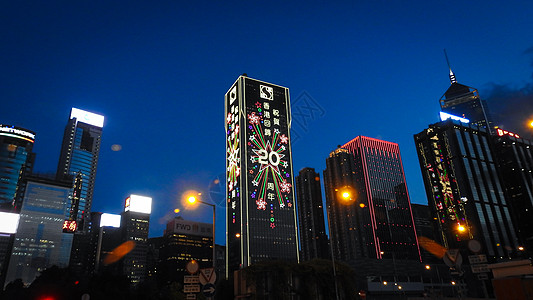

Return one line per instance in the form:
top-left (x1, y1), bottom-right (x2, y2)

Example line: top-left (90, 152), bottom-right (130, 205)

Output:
top-left (425, 265), bottom-right (431, 270)
top-left (457, 224), bottom-right (466, 232)
top-left (185, 192), bottom-right (216, 268)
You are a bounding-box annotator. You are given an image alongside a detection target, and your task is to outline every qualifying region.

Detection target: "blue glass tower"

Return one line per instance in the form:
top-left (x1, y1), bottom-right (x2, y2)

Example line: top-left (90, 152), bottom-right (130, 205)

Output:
top-left (0, 125), bottom-right (36, 212)
top-left (56, 108), bottom-right (104, 228)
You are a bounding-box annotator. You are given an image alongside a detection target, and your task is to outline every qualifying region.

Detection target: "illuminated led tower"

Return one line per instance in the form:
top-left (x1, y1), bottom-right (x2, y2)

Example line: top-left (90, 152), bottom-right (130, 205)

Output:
top-left (225, 76), bottom-right (299, 275)
top-left (415, 118), bottom-right (519, 259)
top-left (57, 108), bottom-right (104, 227)
top-left (341, 137), bottom-right (421, 261)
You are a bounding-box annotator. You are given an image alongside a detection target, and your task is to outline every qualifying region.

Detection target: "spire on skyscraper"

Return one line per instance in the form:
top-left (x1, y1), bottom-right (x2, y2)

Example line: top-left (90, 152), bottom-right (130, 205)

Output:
top-left (444, 49), bottom-right (457, 84)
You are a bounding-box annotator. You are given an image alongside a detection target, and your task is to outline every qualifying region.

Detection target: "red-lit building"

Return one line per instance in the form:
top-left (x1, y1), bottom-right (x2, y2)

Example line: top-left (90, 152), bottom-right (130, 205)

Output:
top-left (324, 137), bottom-right (421, 262)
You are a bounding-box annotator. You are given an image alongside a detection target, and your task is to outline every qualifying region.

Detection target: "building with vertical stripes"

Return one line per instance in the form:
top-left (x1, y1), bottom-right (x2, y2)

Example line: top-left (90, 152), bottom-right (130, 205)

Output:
top-left (414, 119), bottom-right (519, 260)
top-left (341, 136), bottom-right (421, 261)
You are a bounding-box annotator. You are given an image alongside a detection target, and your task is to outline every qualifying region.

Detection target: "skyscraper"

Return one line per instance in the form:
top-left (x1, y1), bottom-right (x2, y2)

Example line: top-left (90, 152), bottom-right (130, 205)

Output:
top-left (439, 67), bottom-right (492, 133)
top-left (491, 128), bottom-right (533, 254)
top-left (0, 125), bottom-right (36, 212)
top-left (342, 136), bottom-right (421, 261)
top-left (5, 175), bottom-right (73, 286)
top-left (323, 147), bottom-right (360, 262)
top-left (414, 119), bottom-right (518, 259)
top-left (225, 76), bottom-right (299, 276)
top-left (121, 194), bottom-right (151, 285)
top-left (295, 168), bottom-right (329, 261)
top-left (56, 108), bottom-right (104, 227)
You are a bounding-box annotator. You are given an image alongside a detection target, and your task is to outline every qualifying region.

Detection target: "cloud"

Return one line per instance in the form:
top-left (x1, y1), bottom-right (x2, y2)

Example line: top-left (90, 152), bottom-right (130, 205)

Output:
top-left (484, 47), bottom-right (533, 136)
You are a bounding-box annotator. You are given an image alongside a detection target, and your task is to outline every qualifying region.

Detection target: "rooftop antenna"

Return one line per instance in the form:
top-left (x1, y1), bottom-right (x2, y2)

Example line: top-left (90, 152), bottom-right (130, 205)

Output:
top-left (444, 49), bottom-right (457, 84)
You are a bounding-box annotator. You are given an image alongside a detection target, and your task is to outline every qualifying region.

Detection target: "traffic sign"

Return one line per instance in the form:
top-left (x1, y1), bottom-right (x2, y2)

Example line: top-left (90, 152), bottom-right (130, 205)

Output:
top-left (184, 275), bottom-right (199, 284)
top-left (186, 294), bottom-right (196, 300)
top-left (186, 260), bottom-right (199, 274)
top-left (184, 284), bottom-right (201, 293)
top-left (444, 249), bottom-right (463, 269)
top-left (202, 283), bottom-right (216, 298)
top-left (471, 264), bottom-right (489, 273)
top-left (468, 254), bottom-right (487, 264)
top-left (199, 268), bottom-right (217, 285)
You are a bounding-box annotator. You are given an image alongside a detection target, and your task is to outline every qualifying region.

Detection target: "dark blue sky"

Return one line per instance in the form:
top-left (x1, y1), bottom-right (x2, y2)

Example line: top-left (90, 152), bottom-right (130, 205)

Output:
top-left (2, 1), bottom-right (533, 243)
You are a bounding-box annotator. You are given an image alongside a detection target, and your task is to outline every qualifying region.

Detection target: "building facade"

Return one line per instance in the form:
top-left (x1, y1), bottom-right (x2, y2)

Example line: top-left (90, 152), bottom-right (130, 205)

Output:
top-left (0, 125), bottom-right (36, 212)
top-left (5, 176), bottom-right (73, 286)
top-left (295, 167), bottom-right (329, 261)
top-left (491, 129), bottom-right (533, 254)
top-left (342, 136), bottom-right (421, 262)
top-left (121, 194), bottom-right (151, 285)
top-left (156, 217), bottom-right (213, 284)
top-left (323, 147), bottom-right (361, 262)
top-left (56, 108), bottom-right (104, 227)
top-left (414, 119), bottom-right (518, 260)
top-left (225, 76), bottom-right (299, 276)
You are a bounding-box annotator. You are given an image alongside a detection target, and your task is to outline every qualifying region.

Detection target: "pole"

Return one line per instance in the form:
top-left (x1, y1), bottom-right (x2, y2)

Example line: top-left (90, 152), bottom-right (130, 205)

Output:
top-left (326, 205), bottom-right (340, 300)
top-left (95, 225), bottom-right (104, 271)
top-left (212, 203), bottom-right (216, 269)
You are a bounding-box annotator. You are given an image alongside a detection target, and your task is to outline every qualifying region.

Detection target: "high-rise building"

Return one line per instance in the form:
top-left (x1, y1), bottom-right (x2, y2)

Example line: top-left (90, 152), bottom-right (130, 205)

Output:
top-left (323, 148), bottom-right (360, 262)
top-left (156, 217), bottom-right (213, 284)
top-left (411, 203), bottom-right (438, 263)
top-left (225, 76), bottom-right (299, 276)
top-left (56, 108), bottom-right (104, 227)
top-left (491, 128), bottom-right (533, 254)
top-left (121, 194), bottom-right (151, 285)
top-left (439, 68), bottom-right (492, 133)
top-left (5, 175), bottom-right (73, 286)
top-left (414, 119), bottom-right (518, 259)
top-left (295, 167), bottom-right (329, 261)
top-left (342, 137), bottom-right (421, 262)
top-left (0, 125), bottom-right (36, 212)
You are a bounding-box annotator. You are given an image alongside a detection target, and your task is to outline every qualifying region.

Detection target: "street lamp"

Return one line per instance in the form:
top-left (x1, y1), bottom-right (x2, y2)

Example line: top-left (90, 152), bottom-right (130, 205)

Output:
top-left (187, 194), bottom-right (216, 269)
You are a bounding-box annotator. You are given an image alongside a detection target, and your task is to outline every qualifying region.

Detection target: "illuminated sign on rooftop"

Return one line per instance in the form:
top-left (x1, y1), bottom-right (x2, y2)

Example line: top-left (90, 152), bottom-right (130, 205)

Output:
top-left (70, 108), bottom-right (104, 128)
top-left (0, 212), bottom-right (20, 234)
top-left (101, 213), bottom-right (121, 228)
top-left (497, 128), bottom-right (520, 139)
top-left (125, 194), bottom-right (152, 214)
top-left (0, 125), bottom-right (35, 143)
top-left (440, 112), bottom-right (470, 124)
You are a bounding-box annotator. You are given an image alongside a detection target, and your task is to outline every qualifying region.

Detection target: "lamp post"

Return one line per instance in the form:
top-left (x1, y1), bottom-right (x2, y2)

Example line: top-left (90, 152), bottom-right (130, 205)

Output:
top-left (188, 195), bottom-right (216, 269)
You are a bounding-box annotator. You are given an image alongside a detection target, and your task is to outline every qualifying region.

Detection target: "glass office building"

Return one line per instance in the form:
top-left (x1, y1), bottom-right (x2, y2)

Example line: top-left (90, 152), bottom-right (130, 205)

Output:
top-left (0, 125), bottom-right (36, 212)
top-left (414, 119), bottom-right (518, 259)
top-left (341, 137), bottom-right (421, 261)
top-left (56, 108), bottom-right (104, 226)
top-left (5, 176), bottom-right (72, 286)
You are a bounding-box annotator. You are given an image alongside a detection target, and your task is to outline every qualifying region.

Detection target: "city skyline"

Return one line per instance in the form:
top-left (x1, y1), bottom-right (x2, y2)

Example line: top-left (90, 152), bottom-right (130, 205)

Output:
top-left (2, 1), bottom-right (533, 242)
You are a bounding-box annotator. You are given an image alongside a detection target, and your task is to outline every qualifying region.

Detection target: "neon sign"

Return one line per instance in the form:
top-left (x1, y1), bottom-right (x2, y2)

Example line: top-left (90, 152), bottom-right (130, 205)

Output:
top-left (497, 128), bottom-right (520, 139)
top-left (439, 112), bottom-right (469, 124)
top-left (63, 220), bottom-right (77, 233)
top-left (0, 125), bottom-right (35, 143)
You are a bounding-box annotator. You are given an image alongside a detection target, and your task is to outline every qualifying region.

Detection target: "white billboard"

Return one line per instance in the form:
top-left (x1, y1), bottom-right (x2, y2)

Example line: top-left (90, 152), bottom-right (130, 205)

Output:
top-left (0, 212), bottom-right (20, 234)
top-left (125, 194), bottom-right (152, 214)
top-left (101, 213), bottom-right (121, 228)
top-left (70, 108), bottom-right (104, 128)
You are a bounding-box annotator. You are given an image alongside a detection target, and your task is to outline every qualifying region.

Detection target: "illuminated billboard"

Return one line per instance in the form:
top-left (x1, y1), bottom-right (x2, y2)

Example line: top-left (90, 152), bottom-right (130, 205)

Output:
top-left (101, 213), bottom-right (121, 227)
top-left (0, 212), bottom-right (20, 234)
top-left (0, 125), bottom-right (36, 143)
top-left (497, 128), bottom-right (520, 139)
top-left (125, 194), bottom-right (152, 214)
top-left (70, 108), bottom-right (105, 128)
top-left (439, 111), bottom-right (469, 124)
top-left (225, 76), bottom-right (299, 273)
top-left (62, 220), bottom-right (77, 233)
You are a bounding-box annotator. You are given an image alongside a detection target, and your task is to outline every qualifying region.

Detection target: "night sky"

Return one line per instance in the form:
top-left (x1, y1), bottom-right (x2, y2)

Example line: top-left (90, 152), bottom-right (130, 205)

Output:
top-left (2, 1), bottom-right (533, 244)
